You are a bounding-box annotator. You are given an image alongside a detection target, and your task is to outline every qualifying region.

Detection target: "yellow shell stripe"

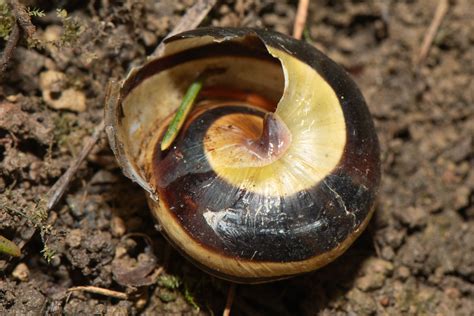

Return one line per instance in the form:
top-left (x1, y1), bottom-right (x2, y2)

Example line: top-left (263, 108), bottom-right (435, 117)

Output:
top-left (204, 47), bottom-right (347, 196)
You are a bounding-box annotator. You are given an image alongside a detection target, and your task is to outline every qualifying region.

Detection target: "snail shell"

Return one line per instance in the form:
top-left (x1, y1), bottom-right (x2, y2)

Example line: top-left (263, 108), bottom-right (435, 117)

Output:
top-left (105, 28), bottom-right (381, 283)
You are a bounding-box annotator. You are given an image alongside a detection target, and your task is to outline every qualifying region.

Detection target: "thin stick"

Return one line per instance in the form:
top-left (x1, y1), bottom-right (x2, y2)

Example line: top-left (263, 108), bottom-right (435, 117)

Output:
top-left (152, 0), bottom-right (217, 57)
top-left (46, 119), bottom-right (105, 210)
top-left (0, 22), bottom-right (20, 75)
top-left (414, 0), bottom-right (449, 66)
top-left (293, 0), bottom-right (310, 40)
top-left (223, 283), bottom-right (236, 316)
top-left (67, 286), bottom-right (128, 300)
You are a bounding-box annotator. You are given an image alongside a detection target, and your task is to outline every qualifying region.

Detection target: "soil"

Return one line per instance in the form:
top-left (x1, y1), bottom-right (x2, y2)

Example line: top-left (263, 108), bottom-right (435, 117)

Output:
top-left (0, 0), bottom-right (473, 315)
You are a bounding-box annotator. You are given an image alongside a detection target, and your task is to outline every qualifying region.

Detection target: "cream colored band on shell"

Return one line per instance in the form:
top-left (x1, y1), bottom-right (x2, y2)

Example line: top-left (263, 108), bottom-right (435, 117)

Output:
top-left (203, 47), bottom-right (347, 196)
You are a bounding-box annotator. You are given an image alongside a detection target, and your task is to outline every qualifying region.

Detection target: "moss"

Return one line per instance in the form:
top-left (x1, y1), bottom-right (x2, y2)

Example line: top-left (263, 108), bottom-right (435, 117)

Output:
top-left (184, 284), bottom-right (200, 312)
top-left (27, 7), bottom-right (45, 18)
top-left (0, 2), bottom-right (15, 40)
top-left (0, 196), bottom-right (56, 263)
top-left (56, 9), bottom-right (83, 46)
top-left (40, 245), bottom-right (56, 263)
top-left (157, 274), bottom-right (181, 290)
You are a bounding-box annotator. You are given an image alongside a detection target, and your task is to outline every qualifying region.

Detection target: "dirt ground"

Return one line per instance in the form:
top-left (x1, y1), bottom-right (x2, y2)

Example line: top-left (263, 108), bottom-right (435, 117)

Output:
top-left (0, 0), bottom-right (473, 315)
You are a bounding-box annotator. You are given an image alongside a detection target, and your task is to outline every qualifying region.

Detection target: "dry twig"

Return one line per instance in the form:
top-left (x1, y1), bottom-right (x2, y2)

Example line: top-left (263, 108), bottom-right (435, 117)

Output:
top-left (0, 22), bottom-right (20, 75)
top-left (67, 286), bottom-right (128, 300)
top-left (46, 119), bottom-right (105, 210)
top-left (415, 0), bottom-right (449, 66)
top-left (293, 0), bottom-right (310, 40)
top-left (0, 0), bottom-right (35, 76)
top-left (152, 0), bottom-right (217, 57)
top-left (223, 283), bottom-right (236, 316)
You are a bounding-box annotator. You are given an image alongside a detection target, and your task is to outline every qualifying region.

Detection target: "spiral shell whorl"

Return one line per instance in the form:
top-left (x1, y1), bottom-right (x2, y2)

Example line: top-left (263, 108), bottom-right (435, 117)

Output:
top-left (106, 28), bottom-right (380, 283)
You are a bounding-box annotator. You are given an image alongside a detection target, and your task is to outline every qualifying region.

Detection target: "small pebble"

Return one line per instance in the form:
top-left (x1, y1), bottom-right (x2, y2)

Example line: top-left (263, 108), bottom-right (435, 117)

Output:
top-left (381, 246), bottom-right (395, 260)
top-left (379, 296), bottom-right (390, 307)
top-left (346, 289), bottom-right (377, 314)
top-left (368, 258), bottom-right (394, 275)
top-left (12, 263), bottom-right (29, 282)
top-left (444, 287), bottom-right (461, 299)
top-left (39, 70), bottom-right (86, 112)
top-left (356, 273), bottom-right (386, 291)
top-left (115, 246), bottom-right (128, 259)
top-left (111, 216), bottom-right (127, 237)
top-left (397, 266), bottom-right (411, 281)
top-left (141, 30), bottom-right (157, 47)
top-left (66, 229), bottom-right (83, 248)
top-left (398, 206), bottom-right (427, 229)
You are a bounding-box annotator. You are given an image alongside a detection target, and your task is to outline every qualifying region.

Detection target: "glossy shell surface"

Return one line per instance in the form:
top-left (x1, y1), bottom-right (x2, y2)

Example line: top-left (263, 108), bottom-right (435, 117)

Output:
top-left (105, 27), bottom-right (381, 283)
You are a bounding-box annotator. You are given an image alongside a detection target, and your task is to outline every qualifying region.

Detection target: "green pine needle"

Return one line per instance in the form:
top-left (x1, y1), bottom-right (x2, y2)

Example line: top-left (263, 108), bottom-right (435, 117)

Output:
top-left (161, 80), bottom-right (203, 151)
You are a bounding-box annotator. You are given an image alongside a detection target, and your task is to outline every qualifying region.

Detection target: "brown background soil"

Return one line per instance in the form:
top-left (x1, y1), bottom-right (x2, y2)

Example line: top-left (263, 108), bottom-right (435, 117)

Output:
top-left (0, 0), bottom-right (473, 315)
